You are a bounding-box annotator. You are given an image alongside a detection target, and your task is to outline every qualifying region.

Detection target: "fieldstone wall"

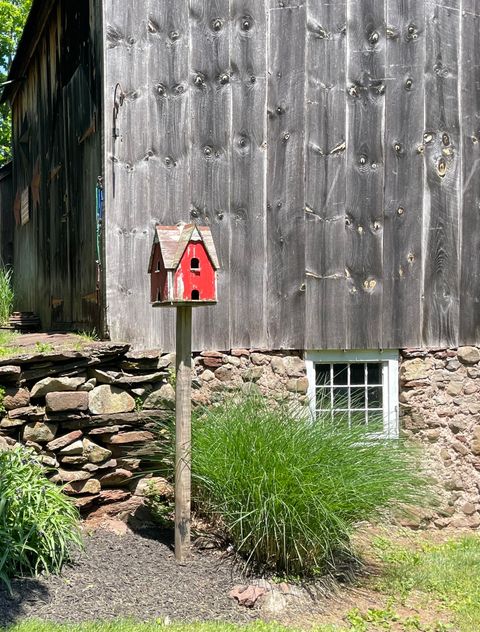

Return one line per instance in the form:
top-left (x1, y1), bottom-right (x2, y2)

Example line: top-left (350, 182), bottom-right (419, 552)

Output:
top-left (400, 346), bottom-right (480, 529)
top-left (1, 342), bottom-right (480, 528)
top-left (0, 345), bottom-right (307, 519)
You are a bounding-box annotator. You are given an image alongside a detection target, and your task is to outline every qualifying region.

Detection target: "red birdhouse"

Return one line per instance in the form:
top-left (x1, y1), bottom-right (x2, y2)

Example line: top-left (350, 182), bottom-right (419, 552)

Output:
top-left (148, 223), bottom-right (219, 305)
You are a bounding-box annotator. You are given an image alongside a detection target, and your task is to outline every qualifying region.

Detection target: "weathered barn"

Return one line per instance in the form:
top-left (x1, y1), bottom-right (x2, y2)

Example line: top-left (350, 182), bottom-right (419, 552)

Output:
top-left (2, 0), bottom-right (480, 436)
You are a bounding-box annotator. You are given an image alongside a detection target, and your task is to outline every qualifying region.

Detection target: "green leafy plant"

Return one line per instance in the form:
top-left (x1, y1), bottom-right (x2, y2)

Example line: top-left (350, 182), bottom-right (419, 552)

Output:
top-left (34, 341), bottom-right (54, 354)
top-left (0, 266), bottom-right (14, 325)
top-left (0, 445), bottom-right (82, 590)
top-left (187, 393), bottom-right (431, 575)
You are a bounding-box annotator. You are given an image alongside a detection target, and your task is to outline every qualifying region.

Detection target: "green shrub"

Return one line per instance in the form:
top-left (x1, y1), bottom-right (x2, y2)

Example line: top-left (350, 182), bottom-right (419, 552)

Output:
top-left (189, 394), bottom-right (431, 575)
top-left (0, 446), bottom-right (82, 589)
top-left (0, 266), bottom-right (13, 325)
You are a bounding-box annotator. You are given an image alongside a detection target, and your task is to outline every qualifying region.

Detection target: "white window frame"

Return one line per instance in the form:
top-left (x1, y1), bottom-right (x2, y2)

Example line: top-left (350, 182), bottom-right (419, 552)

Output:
top-left (305, 350), bottom-right (399, 439)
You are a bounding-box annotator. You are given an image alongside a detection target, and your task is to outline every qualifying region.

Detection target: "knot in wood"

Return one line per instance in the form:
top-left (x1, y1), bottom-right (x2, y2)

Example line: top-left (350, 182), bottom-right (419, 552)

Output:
top-left (373, 221), bottom-right (381, 231)
top-left (194, 74), bottom-right (206, 88)
top-left (241, 16), bottom-right (252, 31)
top-left (276, 105), bottom-right (285, 115)
top-left (369, 31), bottom-right (380, 45)
top-left (405, 78), bottom-right (413, 91)
top-left (211, 18), bottom-right (223, 32)
top-left (282, 132), bottom-right (290, 142)
top-left (277, 202), bottom-right (283, 209)
top-left (217, 211), bottom-right (224, 220)
top-left (442, 133), bottom-right (450, 146)
top-left (348, 85), bottom-right (359, 98)
top-left (437, 157), bottom-right (447, 178)
top-left (406, 23), bottom-right (418, 40)
top-left (190, 207), bottom-right (199, 218)
top-left (219, 73), bottom-right (230, 85)
top-left (169, 30), bottom-right (180, 41)
top-left (173, 84), bottom-right (185, 95)
top-left (407, 253), bottom-right (415, 263)
top-left (424, 132), bottom-right (434, 144)
top-left (394, 142), bottom-right (402, 154)
top-left (250, 75), bottom-right (256, 84)
top-left (239, 136), bottom-right (248, 148)
top-left (156, 83), bottom-right (166, 96)
top-left (203, 145), bottom-right (214, 158)
top-left (397, 207), bottom-right (405, 216)
top-left (359, 154), bottom-right (367, 166)
top-left (165, 156), bottom-right (174, 167)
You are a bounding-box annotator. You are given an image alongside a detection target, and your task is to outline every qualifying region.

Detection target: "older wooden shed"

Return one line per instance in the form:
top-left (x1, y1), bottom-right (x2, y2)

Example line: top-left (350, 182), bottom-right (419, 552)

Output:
top-left (2, 0), bottom-right (480, 354)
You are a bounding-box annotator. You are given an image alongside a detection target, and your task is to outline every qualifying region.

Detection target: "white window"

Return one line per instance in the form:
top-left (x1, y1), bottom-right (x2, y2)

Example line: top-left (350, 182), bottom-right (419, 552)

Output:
top-left (305, 350), bottom-right (399, 438)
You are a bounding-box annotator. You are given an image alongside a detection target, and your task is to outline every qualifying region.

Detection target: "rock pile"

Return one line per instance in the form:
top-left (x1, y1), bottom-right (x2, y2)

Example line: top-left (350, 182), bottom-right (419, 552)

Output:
top-left (0, 344), bottom-right (307, 517)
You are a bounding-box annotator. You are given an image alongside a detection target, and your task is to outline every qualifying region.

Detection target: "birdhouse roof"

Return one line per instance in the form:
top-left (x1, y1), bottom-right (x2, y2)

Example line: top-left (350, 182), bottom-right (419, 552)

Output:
top-left (148, 223), bottom-right (220, 272)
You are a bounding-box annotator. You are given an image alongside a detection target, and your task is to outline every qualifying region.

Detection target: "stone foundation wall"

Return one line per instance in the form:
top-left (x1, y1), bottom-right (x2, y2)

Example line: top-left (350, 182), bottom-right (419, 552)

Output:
top-left (400, 346), bottom-right (480, 529)
top-left (0, 344), bottom-right (307, 519)
top-left (1, 342), bottom-right (479, 527)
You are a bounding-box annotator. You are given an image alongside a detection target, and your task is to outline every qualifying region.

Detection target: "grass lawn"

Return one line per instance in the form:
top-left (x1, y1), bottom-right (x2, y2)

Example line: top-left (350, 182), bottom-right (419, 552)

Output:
top-left (2, 531), bottom-right (479, 632)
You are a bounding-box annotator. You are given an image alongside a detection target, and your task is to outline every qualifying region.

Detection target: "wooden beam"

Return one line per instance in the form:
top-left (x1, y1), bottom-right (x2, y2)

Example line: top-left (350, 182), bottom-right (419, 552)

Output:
top-left (175, 305), bottom-right (192, 562)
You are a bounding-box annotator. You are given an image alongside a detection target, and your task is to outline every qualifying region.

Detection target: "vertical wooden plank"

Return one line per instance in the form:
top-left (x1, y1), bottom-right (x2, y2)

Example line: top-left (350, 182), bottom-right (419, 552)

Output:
top-left (145, 0), bottom-right (191, 348)
top-left (304, 0), bottom-right (347, 350)
top-left (459, 1), bottom-right (480, 344)
top-left (189, 0), bottom-right (231, 351)
top-left (345, 0), bottom-right (386, 350)
top-left (229, 0), bottom-right (267, 348)
top-left (382, 0), bottom-right (425, 349)
top-left (175, 305), bottom-right (192, 562)
top-left (422, 0), bottom-right (461, 347)
top-left (103, 0), bottom-right (152, 344)
top-left (266, 3), bottom-right (306, 350)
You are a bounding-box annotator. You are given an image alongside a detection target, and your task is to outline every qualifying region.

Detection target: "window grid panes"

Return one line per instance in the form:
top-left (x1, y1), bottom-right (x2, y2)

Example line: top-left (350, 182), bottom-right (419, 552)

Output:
top-left (315, 362), bottom-right (384, 431)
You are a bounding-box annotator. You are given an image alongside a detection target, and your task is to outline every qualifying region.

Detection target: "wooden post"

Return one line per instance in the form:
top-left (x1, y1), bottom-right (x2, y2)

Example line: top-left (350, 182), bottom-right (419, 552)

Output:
top-left (175, 305), bottom-right (192, 562)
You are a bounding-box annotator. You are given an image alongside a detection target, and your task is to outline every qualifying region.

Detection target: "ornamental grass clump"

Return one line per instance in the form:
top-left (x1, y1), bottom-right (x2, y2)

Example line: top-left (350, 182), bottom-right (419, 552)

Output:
top-left (191, 394), bottom-right (431, 576)
top-left (0, 446), bottom-right (82, 589)
top-left (0, 265), bottom-right (13, 325)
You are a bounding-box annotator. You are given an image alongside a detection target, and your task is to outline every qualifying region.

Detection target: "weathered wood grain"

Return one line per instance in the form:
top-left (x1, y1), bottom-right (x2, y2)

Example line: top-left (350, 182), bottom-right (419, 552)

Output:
top-left (422, 0), bottom-right (461, 347)
top-left (459, 0), bottom-right (480, 344)
top-left (229, 0), bottom-right (267, 348)
top-left (175, 305), bottom-right (192, 562)
top-left (345, 0), bottom-right (385, 349)
top-left (382, 0), bottom-right (425, 348)
top-left (188, 0), bottom-right (231, 351)
top-left (266, 4), bottom-right (306, 350)
top-left (305, 0), bottom-right (347, 350)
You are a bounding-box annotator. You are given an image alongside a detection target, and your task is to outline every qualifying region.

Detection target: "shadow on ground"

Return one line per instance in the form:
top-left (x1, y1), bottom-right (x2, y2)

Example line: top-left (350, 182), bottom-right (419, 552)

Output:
top-left (0, 578), bottom-right (50, 627)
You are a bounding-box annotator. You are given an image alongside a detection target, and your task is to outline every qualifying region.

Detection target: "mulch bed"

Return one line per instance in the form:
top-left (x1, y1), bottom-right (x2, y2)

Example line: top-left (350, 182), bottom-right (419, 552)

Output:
top-left (0, 528), bottom-right (257, 626)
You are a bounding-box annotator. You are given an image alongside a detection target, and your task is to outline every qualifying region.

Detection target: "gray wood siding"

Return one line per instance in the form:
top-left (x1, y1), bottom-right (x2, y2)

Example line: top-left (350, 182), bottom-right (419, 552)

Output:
top-left (99, 0), bottom-right (480, 351)
top-left (10, 0), bottom-right (102, 331)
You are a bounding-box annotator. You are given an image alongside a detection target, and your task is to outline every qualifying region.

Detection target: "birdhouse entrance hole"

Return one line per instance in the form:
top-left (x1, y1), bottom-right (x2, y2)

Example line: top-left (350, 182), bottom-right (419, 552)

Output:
top-left (191, 290), bottom-right (200, 300)
top-left (191, 257), bottom-right (200, 270)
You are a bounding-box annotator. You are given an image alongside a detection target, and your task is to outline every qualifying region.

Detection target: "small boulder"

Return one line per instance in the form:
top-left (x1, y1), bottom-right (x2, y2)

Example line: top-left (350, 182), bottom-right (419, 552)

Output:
top-left (132, 477), bottom-right (173, 497)
top-left (143, 384), bottom-right (175, 410)
top-left (3, 388), bottom-right (30, 410)
top-left (59, 440), bottom-right (84, 456)
top-left (23, 422), bottom-right (57, 444)
top-left (54, 469), bottom-right (92, 483)
top-left (65, 479), bottom-right (101, 495)
top-left (82, 438), bottom-right (112, 464)
top-left (99, 469), bottom-right (133, 487)
top-left (45, 391), bottom-right (89, 413)
top-left (47, 430), bottom-right (83, 452)
top-left (31, 377), bottom-right (86, 399)
top-left (89, 385), bottom-right (135, 415)
top-left (106, 431), bottom-right (155, 445)
top-left (457, 346), bottom-right (480, 365)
